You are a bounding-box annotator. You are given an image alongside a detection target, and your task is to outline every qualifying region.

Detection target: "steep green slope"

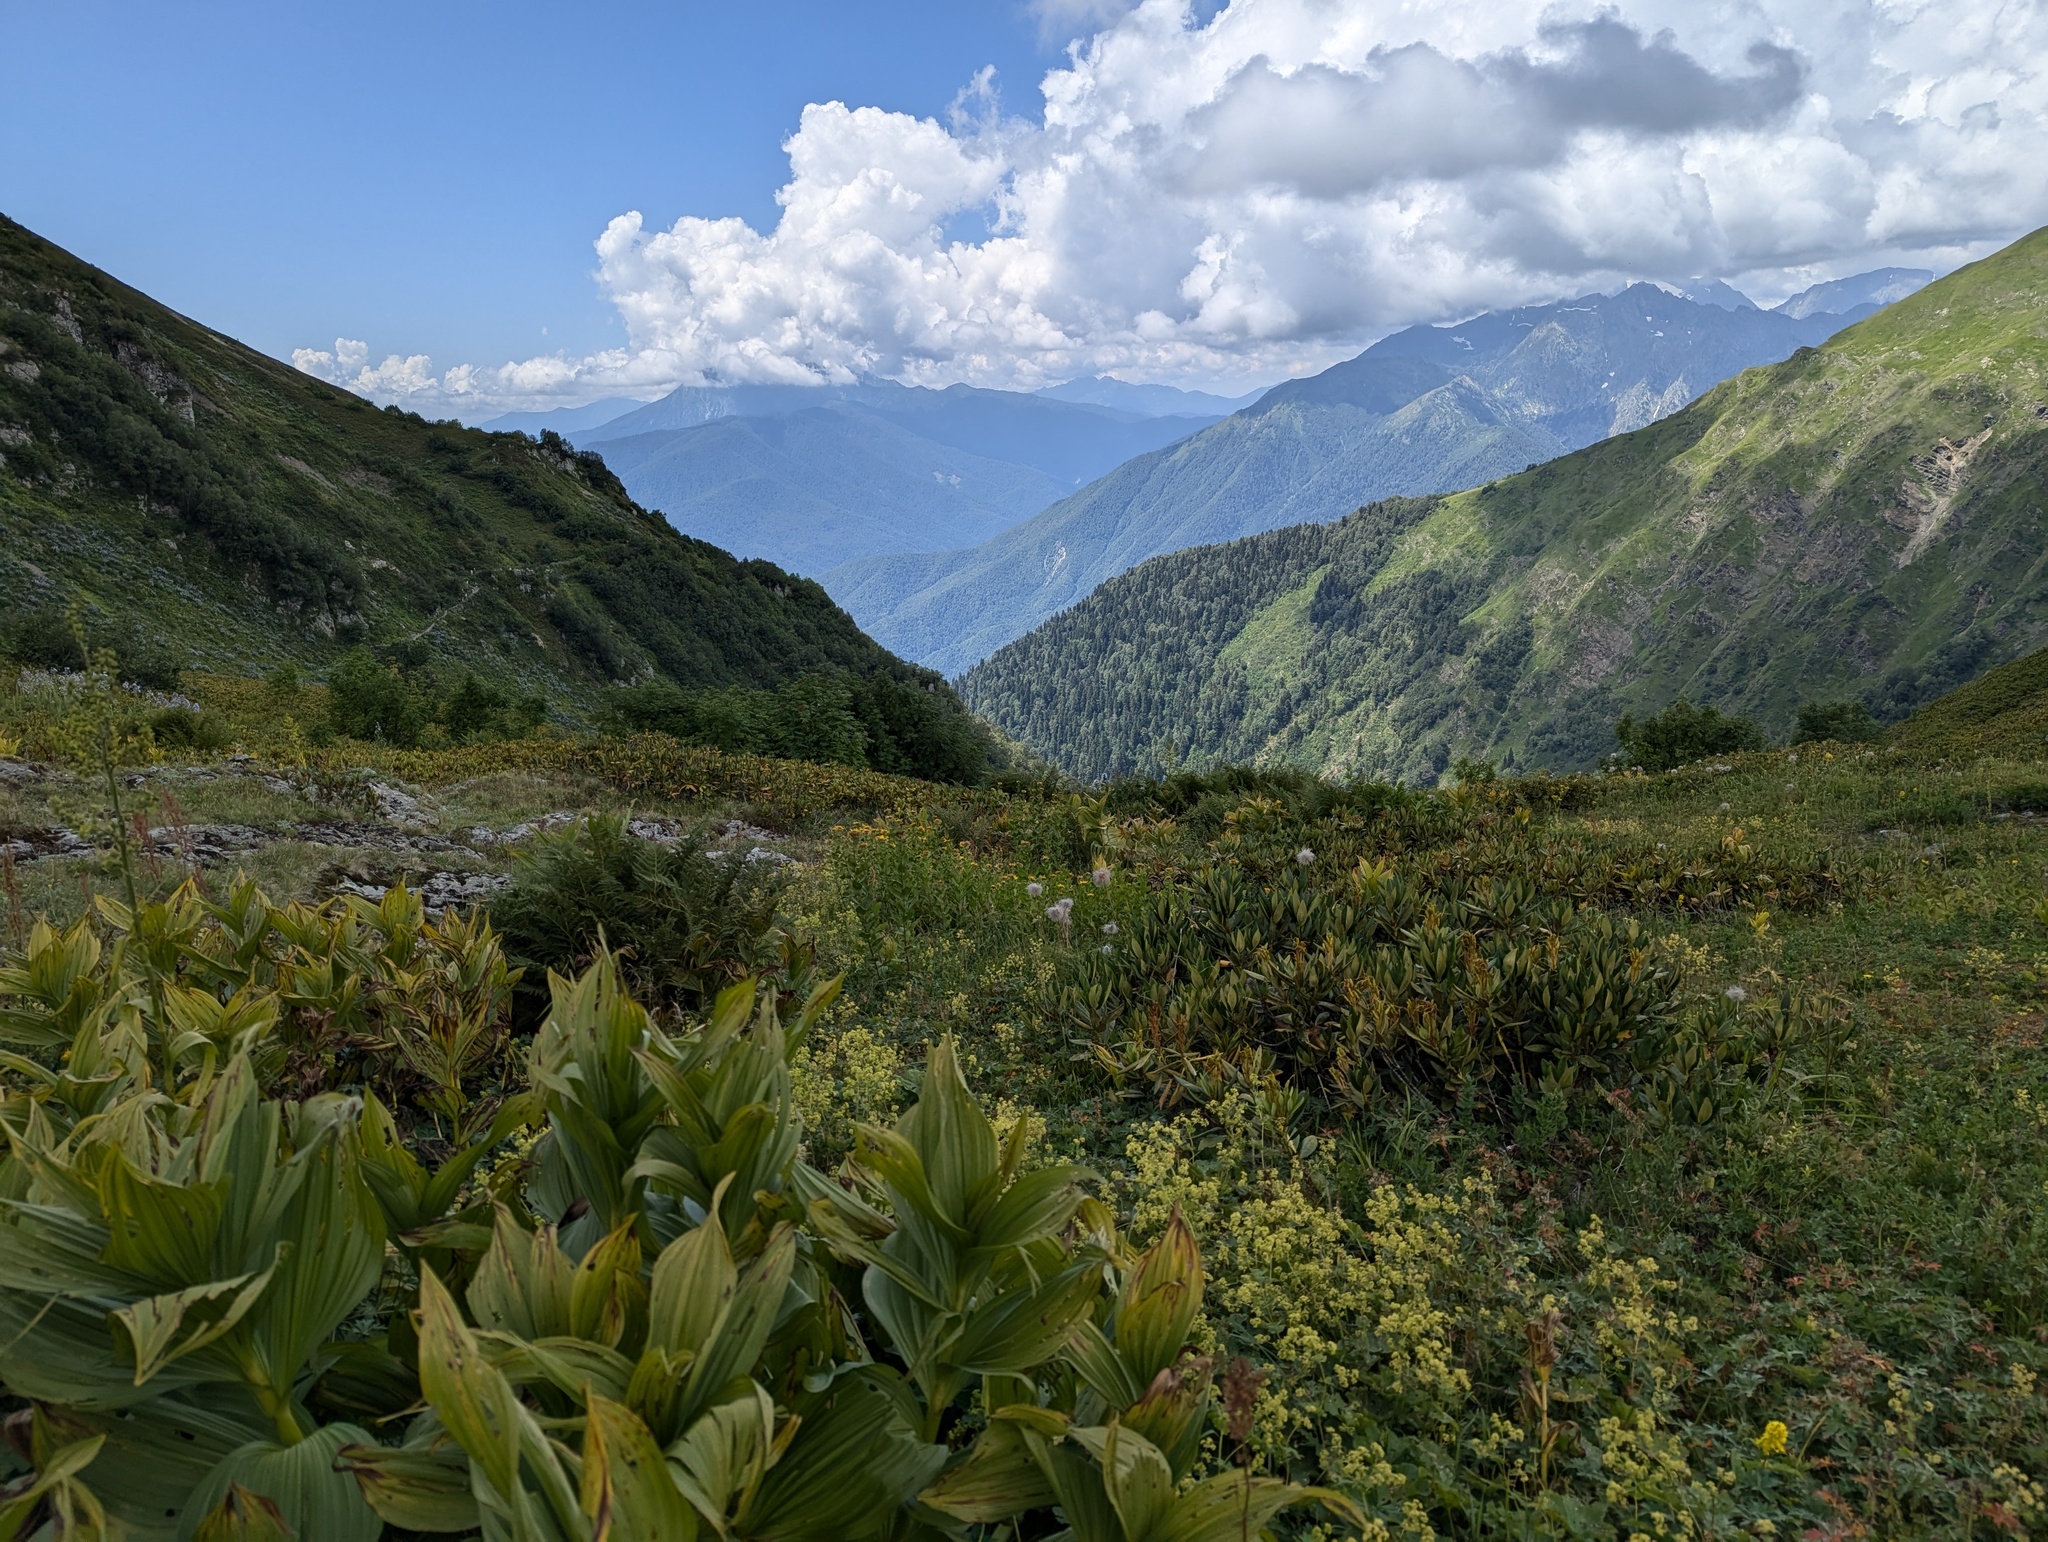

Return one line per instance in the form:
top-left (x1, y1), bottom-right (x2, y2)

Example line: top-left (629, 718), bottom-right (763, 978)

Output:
top-left (1889, 642), bottom-right (2048, 758)
top-left (0, 213), bottom-right (940, 713)
top-left (961, 226), bottom-right (2048, 783)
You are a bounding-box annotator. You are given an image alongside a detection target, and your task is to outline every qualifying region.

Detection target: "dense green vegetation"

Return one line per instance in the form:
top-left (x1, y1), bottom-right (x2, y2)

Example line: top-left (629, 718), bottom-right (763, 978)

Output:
top-left (3, 649), bottom-right (2048, 1538)
top-left (961, 225), bottom-right (2048, 783)
top-left (1614, 700), bottom-right (1769, 773)
top-left (0, 213), bottom-right (993, 783)
top-left (600, 671), bottom-right (995, 784)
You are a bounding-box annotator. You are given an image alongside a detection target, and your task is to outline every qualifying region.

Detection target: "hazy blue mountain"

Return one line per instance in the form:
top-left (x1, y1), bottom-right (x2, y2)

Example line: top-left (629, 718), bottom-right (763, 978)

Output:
top-left (472, 396), bottom-right (650, 435)
top-left (1033, 376), bottom-right (1267, 416)
top-left (825, 369), bottom-right (1560, 676)
top-left (1668, 278), bottom-right (1760, 311)
top-left (572, 379), bottom-right (1218, 575)
top-left (587, 404), bottom-right (1075, 571)
top-left (1774, 267), bottom-right (1933, 320)
top-left (826, 280), bottom-right (1891, 675)
top-left (578, 378), bottom-right (1213, 483)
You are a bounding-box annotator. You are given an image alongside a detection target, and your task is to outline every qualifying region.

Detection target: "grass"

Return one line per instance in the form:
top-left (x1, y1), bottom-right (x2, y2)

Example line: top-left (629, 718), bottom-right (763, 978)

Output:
top-left (3, 699), bottom-right (2047, 1535)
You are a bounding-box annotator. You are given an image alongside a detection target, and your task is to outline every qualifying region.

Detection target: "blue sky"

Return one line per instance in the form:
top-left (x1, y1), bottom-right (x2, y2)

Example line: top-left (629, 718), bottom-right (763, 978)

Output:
top-left (0, 1), bottom-right (1056, 367)
top-left (5, 1), bottom-right (2031, 411)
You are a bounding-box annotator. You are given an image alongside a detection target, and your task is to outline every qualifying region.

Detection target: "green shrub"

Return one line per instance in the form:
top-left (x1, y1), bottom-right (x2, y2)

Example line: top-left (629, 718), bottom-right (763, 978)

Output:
top-left (146, 704), bottom-right (229, 751)
top-left (325, 649), bottom-right (544, 748)
top-left (1614, 697), bottom-right (1768, 770)
top-left (325, 646), bottom-right (434, 746)
top-left (489, 812), bottom-right (798, 1017)
top-left (602, 668), bottom-right (993, 784)
top-left (0, 603), bottom-right (182, 689)
top-left (1794, 698), bottom-right (1882, 743)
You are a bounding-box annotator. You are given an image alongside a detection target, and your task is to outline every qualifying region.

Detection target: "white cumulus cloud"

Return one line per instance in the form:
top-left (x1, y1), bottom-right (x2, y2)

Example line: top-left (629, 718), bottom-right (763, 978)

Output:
top-left (299, 0), bottom-right (2048, 414)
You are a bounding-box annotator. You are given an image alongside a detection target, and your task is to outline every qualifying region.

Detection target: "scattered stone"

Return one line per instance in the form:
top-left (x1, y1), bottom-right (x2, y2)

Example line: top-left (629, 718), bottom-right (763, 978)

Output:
top-left (1, 827), bottom-right (92, 862)
top-left (144, 824), bottom-right (266, 862)
top-left (334, 870), bottom-right (513, 918)
top-left (468, 812), bottom-right (580, 847)
top-left (291, 821), bottom-right (463, 854)
top-left (367, 782), bottom-right (428, 825)
top-left (703, 819), bottom-right (793, 864)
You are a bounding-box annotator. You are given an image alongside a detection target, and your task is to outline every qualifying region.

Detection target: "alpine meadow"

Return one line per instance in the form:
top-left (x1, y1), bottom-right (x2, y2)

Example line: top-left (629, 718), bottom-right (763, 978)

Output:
top-left (4, 6), bottom-right (2048, 1542)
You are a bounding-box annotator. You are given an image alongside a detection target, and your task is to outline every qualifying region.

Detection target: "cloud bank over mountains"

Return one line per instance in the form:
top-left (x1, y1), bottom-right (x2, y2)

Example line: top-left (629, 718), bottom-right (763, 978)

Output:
top-left (295, 0), bottom-right (2047, 413)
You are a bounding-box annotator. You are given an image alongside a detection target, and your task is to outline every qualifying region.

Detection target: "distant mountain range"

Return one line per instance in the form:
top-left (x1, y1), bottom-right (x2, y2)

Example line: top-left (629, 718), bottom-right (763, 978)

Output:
top-left (474, 396), bottom-right (651, 436)
top-left (957, 237), bottom-right (2038, 783)
top-left (523, 380), bottom-right (1223, 575)
top-left (830, 273), bottom-right (1926, 676)
top-left (1033, 376), bottom-right (1267, 416)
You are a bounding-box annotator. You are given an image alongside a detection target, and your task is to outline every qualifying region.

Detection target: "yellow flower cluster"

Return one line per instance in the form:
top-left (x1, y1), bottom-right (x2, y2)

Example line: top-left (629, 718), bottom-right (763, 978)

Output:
top-left (1124, 1096), bottom-right (1479, 1468)
top-left (790, 1023), bottom-right (902, 1161)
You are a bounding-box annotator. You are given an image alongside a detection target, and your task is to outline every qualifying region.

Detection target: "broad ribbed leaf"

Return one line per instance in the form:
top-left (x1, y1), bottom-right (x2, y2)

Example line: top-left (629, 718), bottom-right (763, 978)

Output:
top-left (580, 1392), bottom-right (696, 1542)
top-left (114, 1258), bottom-right (278, 1385)
top-left (951, 1257), bottom-right (1104, 1376)
top-left (470, 1209), bottom-right (574, 1340)
top-left (1063, 1319), bottom-right (1142, 1411)
top-left (0, 1435), bottom-right (105, 1542)
top-left (1122, 1358), bottom-right (1213, 1480)
top-left (36, 1399), bottom-right (268, 1540)
top-left (918, 1418), bottom-right (1055, 1524)
top-left (480, 1334), bottom-right (635, 1404)
top-left (971, 1165), bottom-right (1090, 1253)
top-left (646, 1203), bottom-right (736, 1358)
top-left (739, 1376), bottom-right (946, 1541)
top-left (895, 1038), bottom-right (995, 1225)
top-left (97, 1156), bottom-right (227, 1285)
top-left (850, 1128), bottom-right (963, 1243)
top-left (336, 1436), bottom-right (481, 1533)
top-left (1147, 1473), bottom-right (1359, 1542)
top-left (188, 1483), bottom-right (292, 1542)
top-left (1093, 1423), bottom-right (1174, 1542)
top-left (1114, 1209), bottom-right (1204, 1386)
top-left (1029, 1435), bottom-right (1122, 1542)
top-left (416, 1269), bottom-right (525, 1499)
top-left (666, 1382), bottom-right (776, 1523)
top-left (243, 1103), bottom-right (385, 1390)
top-left (568, 1220), bottom-right (646, 1350)
top-left (674, 1226), bottom-right (794, 1430)
top-left (178, 1424), bottom-right (381, 1542)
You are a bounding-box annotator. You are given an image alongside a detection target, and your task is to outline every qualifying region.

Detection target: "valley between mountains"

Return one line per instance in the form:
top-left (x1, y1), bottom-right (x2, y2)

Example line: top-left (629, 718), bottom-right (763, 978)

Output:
top-left (961, 232), bottom-right (2048, 783)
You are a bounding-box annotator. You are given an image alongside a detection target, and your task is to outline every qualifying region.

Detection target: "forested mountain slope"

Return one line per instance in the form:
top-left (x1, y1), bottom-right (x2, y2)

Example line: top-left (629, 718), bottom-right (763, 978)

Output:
top-left (959, 228), bottom-right (2048, 784)
top-left (830, 282), bottom-right (1886, 675)
top-left (0, 213), bottom-right (948, 712)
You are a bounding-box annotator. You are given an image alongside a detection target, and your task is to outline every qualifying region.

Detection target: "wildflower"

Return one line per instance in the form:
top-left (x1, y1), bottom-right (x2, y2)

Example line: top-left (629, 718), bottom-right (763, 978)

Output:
top-left (1755, 1419), bottom-right (1789, 1456)
top-left (1101, 921), bottom-right (1118, 936)
top-left (1025, 881), bottom-right (1043, 897)
top-left (1101, 944), bottom-right (1114, 955)
top-left (1092, 865), bottom-right (1112, 887)
top-left (1296, 847), bottom-right (1314, 865)
top-left (1045, 897), bottom-right (1073, 922)
top-left (1724, 985), bottom-right (1748, 1003)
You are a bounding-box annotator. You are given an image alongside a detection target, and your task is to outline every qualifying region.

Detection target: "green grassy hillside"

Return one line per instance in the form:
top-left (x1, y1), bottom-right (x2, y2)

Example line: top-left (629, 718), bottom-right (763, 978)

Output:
top-left (963, 226), bottom-right (2048, 783)
top-left (0, 214), bottom-right (950, 716)
top-left (1891, 641), bottom-right (2048, 757)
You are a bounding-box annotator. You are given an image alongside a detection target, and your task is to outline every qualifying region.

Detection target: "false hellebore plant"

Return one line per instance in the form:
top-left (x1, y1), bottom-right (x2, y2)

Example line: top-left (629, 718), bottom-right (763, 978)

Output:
top-left (0, 884), bottom-right (1362, 1541)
